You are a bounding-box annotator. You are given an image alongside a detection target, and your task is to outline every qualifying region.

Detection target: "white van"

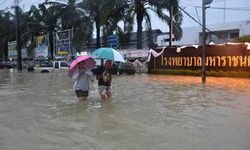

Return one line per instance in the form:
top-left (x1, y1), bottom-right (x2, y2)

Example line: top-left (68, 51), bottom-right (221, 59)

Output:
top-left (34, 61), bottom-right (69, 73)
top-left (53, 61), bottom-right (69, 72)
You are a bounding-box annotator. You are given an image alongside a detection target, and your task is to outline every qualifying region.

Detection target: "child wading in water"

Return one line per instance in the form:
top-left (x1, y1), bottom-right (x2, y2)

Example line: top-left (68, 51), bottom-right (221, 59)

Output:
top-left (72, 61), bottom-right (94, 101)
top-left (96, 60), bottom-right (112, 100)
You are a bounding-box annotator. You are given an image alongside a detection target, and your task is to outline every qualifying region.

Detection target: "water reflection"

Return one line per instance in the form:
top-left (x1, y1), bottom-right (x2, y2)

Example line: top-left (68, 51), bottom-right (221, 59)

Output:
top-left (0, 70), bottom-right (250, 150)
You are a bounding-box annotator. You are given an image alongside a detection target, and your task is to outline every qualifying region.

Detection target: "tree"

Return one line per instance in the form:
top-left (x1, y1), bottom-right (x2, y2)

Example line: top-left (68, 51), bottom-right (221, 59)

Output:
top-left (35, 3), bottom-right (61, 59)
top-left (45, 0), bottom-right (93, 52)
top-left (123, 0), bottom-right (183, 49)
top-left (100, 0), bottom-right (128, 47)
top-left (234, 35), bottom-right (250, 43)
top-left (0, 7), bottom-right (36, 60)
top-left (45, 0), bottom-right (83, 29)
top-left (16, 6), bottom-right (48, 57)
top-left (80, 0), bottom-right (123, 48)
top-left (0, 11), bottom-right (15, 61)
top-left (20, 5), bottom-right (47, 57)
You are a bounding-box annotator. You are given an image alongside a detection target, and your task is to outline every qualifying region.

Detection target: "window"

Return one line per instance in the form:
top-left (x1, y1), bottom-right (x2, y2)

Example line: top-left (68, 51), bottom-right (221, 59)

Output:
top-left (55, 62), bottom-right (59, 68)
top-left (164, 39), bottom-right (169, 42)
top-left (61, 62), bottom-right (69, 67)
top-left (40, 61), bottom-right (53, 67)
top-left (217, 32), bottom-right (228, 40)
top-left (230, 32), bottom-right (239, 39)
top-left (161, 40), bottom-right (164, 45)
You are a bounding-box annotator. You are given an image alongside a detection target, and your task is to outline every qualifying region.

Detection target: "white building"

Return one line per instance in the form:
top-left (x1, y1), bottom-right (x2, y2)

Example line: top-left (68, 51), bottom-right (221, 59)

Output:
top-left (156, 33), bottom-right (177, 47)
top-left (156, 20), bottom-right (250, 46)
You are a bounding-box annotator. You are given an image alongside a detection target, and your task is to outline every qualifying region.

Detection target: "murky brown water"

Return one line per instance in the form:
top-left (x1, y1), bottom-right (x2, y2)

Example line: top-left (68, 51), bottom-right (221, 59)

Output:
top-left (0, 69), bottom-right (250, 150)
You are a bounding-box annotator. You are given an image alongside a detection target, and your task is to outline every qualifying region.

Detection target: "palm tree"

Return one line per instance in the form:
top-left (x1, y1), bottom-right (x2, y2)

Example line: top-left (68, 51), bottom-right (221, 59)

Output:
top-left (45, 0), bottom-right (83, 29)
top-left (22, 2), bottom-right (61, 59)
top-left (123, 0), bottom-right (183, 49)
top-left (44, 0), bottom-right (93, 52)
top-left (35, 3), bottom-right (61, 59)
top-left (0, 11), bottom-right (15, 61)
top-left (0, 6), bottom-right (48, 60)
top-left (71, 17), bottom-right (93, 51)
top-left (100, 0), bottom-right (128, 47)
top-left (0, 7), bottom-right (35, 60)
top-left (19, 6), bottom-right (48, 57)
top-left (80, 0), bottom-right (123, 48)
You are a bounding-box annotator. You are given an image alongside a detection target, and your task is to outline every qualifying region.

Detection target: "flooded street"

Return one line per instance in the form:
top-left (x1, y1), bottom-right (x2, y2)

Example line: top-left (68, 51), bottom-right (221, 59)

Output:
top-left (0, 70), bottom-right (250, 150)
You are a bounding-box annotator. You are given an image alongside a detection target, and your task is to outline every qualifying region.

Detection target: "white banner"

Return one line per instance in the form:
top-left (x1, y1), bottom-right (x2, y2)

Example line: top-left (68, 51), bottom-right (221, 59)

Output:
top-left (125, 49), bottom-right (149, 58)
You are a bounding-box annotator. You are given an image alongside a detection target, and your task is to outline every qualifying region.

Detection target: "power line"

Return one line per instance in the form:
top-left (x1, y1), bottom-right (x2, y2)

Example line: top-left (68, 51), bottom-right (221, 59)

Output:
top-left (179, 6), bottom-right (203, 28)
top-left (1, 1), bottom-right (15, 12)
top-left (195, 6), bottom-right (201, 24)
top-left (195, 6), bottom-right (250, 11)
top-left (20, 0), bottom-right (41, 11)
top-left (178, 6), bottom-right (227, 41)
top-left (1, 0), bottom-right (25, 12)
top-left (2, 3), bottom-right (15, 12)
top-left (0, 0), bottom-right (11, 10)
top-left (182, 2), bottom-right (250, 11)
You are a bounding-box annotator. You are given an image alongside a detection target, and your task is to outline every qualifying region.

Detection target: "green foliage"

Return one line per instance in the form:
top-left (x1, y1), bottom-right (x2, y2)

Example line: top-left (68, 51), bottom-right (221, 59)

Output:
top-left (122, 0), bottom-right (183, 49)
top-left (151, 69), bottom-right (250, 78)
top-left (234, 35), bottom-right (250, 43)
top-left (1, 0), bottom-right (183, 58)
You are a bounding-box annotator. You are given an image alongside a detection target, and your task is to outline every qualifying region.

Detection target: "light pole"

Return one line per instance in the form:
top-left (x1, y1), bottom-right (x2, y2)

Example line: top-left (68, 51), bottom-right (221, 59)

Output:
top-left (15, 0), bottom-right (22, 71)
top-left (169, 0), bottom-right (173, 47)
top-left (202, 0), bottom-right (213, 83)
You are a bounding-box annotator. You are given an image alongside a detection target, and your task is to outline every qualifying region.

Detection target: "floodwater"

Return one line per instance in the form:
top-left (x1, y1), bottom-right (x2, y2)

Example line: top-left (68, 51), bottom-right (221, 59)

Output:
top-left (0, 69), bottom-right (250, 150)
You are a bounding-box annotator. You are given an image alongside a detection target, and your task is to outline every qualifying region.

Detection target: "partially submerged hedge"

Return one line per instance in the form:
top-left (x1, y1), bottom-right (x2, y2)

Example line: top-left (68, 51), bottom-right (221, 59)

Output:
top-left (151, 69), bottom-right (250, 78)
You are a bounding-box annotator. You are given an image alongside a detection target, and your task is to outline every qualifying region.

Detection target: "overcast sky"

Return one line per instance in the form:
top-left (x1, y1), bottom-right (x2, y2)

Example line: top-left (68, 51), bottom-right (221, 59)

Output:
top-left (1, 0), bottom-right (250, 32)
top-left (153, 0), bottom-right (250, 31)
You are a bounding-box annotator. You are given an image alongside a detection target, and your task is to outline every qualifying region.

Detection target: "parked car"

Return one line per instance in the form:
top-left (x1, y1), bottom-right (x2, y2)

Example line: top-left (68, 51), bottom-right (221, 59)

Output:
top-left (92, 62), bottom-right (135, 75)
top-left (0, 61), bottom-right (14, 69)
top-left (33, 61), bottom-right (69, 73)
top-left (118, 63), bottom-right (136, 75)
top-left (53, 61), bottom-right (70, 72)
top-left (33, 61), bottom-right (53, 73)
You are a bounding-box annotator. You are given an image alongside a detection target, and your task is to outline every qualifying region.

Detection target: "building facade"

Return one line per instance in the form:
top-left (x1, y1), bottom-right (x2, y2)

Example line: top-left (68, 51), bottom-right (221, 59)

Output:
top-left (156, 20), bottom-right (250, 47)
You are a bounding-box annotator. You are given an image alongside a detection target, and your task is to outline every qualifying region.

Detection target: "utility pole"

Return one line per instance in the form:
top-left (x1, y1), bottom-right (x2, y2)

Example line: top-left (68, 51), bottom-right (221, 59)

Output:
top-left (169, 0), bottom-right (173, 47)
top-left (202, 0), bottom-right (213, 83)
top-left (15, 0), bottom-right (22, 70)
top-left (202, 0), bottom-right (206, 83)
top-left (223, 0), bottom-right (226, 23)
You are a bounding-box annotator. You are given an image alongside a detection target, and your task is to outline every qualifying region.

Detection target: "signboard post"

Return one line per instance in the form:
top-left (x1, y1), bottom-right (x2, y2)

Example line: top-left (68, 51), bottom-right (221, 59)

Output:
top-left (54, 29), bottom-right (73, 57)
top-left (8, 41), bottom-right (27, 59)
top-left (108, 34), bottom-right (118, 49)
top-left (35, 35), bottom-right (49, 60)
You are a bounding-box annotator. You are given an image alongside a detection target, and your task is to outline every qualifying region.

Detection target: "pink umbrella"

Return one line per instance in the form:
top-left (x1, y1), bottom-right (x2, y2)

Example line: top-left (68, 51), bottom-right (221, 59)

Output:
top-left (69, 55), bottom-right (96, 77)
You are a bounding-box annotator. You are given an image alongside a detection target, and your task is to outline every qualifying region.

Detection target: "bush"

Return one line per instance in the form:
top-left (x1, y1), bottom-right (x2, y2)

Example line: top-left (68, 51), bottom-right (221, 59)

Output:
top-left (233, 35), bottom-right (250, 43)
top-left (151, 69), bottom-right (250, 78)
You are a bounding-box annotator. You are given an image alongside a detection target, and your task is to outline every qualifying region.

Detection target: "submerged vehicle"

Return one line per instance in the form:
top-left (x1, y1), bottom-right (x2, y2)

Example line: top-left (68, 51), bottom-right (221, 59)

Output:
top-left (33, 61), bottom-right (69, 73)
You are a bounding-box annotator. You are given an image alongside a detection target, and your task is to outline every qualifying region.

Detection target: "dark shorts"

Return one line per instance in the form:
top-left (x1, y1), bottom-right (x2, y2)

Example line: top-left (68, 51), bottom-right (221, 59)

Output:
top-left (75, 90), bottom-right (89, 97)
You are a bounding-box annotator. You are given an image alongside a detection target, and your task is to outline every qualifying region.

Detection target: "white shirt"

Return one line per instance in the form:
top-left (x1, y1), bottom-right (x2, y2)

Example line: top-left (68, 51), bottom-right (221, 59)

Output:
top-left (72, 68), bottom-right (94, 91)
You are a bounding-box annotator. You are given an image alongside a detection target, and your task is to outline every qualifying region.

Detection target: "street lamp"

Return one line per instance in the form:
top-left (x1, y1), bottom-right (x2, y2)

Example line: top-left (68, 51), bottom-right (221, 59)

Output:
top-left (202, 0), bottom-right (213, 83)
